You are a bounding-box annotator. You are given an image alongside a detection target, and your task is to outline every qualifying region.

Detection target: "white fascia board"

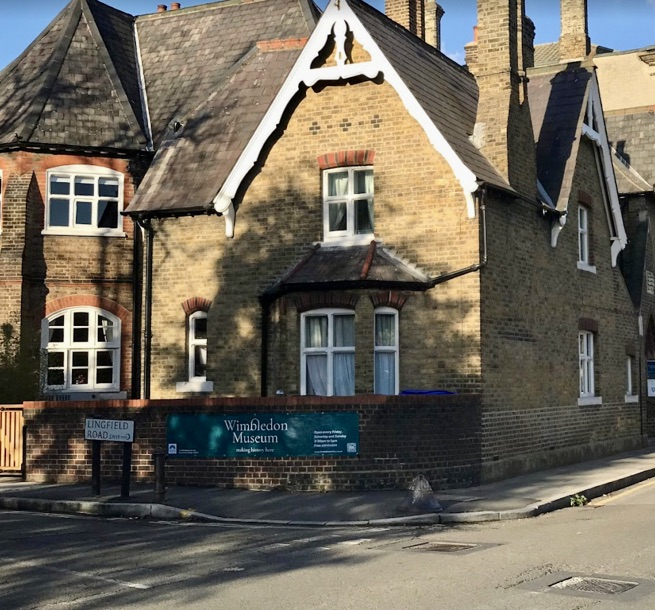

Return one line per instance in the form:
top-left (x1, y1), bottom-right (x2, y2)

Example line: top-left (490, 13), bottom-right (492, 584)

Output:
top-left (213, 0), bottom-right (479, 236)
top-left (584, 76), bottom-right (628, 266)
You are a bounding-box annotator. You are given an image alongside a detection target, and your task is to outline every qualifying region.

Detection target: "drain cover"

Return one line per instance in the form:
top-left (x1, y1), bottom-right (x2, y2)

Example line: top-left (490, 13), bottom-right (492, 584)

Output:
top-left (403, 541), bottom-right (477, 553)
top-left (550, 576), bottom-right (638, 595)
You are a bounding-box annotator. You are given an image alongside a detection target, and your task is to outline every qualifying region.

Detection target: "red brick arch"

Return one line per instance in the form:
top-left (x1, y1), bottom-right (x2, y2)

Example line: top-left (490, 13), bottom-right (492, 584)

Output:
top-left (317, 150), bottom-right (375, 170)
top-left (45, 295), bottom-right (131, 326)
top-left (181, 297), bottom-right (213, 316)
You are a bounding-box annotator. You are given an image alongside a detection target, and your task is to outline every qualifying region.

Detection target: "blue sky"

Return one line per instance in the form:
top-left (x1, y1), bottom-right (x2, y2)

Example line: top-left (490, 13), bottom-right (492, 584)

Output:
top-left (1, 0), bottom-right (654, 71)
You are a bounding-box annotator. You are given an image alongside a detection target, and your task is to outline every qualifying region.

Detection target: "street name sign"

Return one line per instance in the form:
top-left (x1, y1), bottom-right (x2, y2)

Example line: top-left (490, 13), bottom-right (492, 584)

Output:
top-left (85, 418), bottom-right (134, 443)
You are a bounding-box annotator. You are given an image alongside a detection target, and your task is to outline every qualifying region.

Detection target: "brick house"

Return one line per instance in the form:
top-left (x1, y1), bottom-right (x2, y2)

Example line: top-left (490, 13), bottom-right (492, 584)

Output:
top-left (0, 0), bottom-right (651, 484)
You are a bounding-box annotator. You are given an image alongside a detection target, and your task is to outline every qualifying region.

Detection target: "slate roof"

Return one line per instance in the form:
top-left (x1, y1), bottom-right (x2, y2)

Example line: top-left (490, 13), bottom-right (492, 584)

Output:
top-left (0, 0), bottom-right (147, 150)
top-left (125, 0), bottom-right (318, 215)
top-left (534, 42), bottom-right (613, 68)
top-left (612, 147), bottom-right (653, 194)
top-left (349, 0), bottom-right (509, 192)
top-left (605, 111), bottom-right (655, 187)
top-left (528, 66), bottom-right (592, 208)
top-left (264, 241), bottom-right (431, 297)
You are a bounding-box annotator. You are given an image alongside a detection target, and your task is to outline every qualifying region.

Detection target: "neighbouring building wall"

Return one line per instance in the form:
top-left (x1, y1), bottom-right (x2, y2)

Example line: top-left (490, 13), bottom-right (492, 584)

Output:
top-left (479, 137), bottom-right (642, 481)
top-left (0, 151), bottom-right (138, 402)
top-left (23, 394), bottom-right (482, 491)
top-left (148, 77), bottom-right (482, 399)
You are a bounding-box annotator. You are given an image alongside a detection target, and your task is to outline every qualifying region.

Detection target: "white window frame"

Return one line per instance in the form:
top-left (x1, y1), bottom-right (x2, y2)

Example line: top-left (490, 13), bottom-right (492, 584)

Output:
top-left (322, 166), bottom-right (374, 245)
top-left (374, 307), bottom-right (399, 395)
top-left (577, 205), bottom-right (596, 273)
top-left (176, 311), bottom-right (213, 394)
top-left (578, 330), bottom-right (601, 405)
top-left (625, 355), bottom-right (639, 403)
top-left (43, 165), bottom-right (125, 237)
top-left (41, 307), bottom-right (121, 393)
top-left (300, 308), bottom-right (355, 396)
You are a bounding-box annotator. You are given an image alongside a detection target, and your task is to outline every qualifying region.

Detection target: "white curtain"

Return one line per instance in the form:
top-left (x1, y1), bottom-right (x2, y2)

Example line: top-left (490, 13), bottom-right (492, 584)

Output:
top-left (328, 172), bottom-right (349, 232)
top-left (307, 354), bottom-right (328, 395)
top-left (375, 314), bottom-right (395, 394)
top-left (334, 353), bottom-right (354, 395)
top-left (375, 353), bottom-right (395, 395)
top-left (333, 315), bottom-right (354, 395)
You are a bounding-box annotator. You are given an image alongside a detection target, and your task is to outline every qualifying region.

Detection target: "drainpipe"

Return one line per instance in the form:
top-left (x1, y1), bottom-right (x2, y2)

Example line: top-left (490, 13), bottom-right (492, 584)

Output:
top-left (136, 217), bottom-right (154, 399)
top-left (131, 219), bottom-right (143, 399)
top-left (427, 186), bottom-right (488, 287)
top-left (260, 297), bottom-right (271, 397)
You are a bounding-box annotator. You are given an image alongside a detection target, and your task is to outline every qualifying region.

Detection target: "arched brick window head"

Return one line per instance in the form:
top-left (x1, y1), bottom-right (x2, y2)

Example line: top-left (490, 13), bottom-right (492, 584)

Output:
top-left (181, 297), bottom-right (212, 316)
top-left (317, 150), bottom-right (375, 170)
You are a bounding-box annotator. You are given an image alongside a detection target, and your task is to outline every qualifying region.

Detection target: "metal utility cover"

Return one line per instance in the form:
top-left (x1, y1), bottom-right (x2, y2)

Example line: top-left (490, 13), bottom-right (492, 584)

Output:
top-left (402, 541), bottom-right (478, 553)
top-left (550, 576), bottom-right (637, 595)
top-left (520, 572), bottom-right (655, 603)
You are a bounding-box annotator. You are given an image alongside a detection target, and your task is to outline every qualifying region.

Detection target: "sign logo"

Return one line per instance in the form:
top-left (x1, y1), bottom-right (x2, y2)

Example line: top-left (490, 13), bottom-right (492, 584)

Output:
top-left (347, 443), bottom-right (357, 453)
top-left (168, 443), bottom-right (178, 455)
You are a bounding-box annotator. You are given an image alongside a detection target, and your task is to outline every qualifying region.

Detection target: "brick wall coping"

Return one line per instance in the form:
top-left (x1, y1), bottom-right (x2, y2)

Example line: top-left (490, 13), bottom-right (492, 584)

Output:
top-left (21, 394), bottom-right (479, 411)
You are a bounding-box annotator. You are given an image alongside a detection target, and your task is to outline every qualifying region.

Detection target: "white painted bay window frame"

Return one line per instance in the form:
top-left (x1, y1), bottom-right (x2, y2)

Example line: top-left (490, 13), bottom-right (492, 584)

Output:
top-left (322, 166), bottom-right (374, 245)
top-left (374, 307), bottom-right (399, 395)
top-left (43, 165), bottom-right (124, 237)
top-left (301, 309), bottom-right (355, 396)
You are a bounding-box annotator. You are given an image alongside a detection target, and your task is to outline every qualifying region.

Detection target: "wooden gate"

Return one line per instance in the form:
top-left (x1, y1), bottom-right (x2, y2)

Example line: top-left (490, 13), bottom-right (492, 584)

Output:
top-left (0, 407), bottom-right (24, 473)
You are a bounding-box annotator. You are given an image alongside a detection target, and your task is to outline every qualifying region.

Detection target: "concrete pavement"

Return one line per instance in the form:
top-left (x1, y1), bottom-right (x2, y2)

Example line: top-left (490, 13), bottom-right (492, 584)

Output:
top-left (2, 446), bottom-right (655, 526)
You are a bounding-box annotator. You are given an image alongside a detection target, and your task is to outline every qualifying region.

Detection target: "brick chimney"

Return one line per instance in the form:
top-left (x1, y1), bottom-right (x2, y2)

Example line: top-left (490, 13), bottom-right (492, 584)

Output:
top-left (425, 3), bottom-right (445, 51)
top-left (157, 4), bottom-right (167, 12)
top-left (559, 0), bottom-right (590, 61)
top-left (469, 0), bottom-right (536, 199)
top-left (171, 2), bottom-right (181, 10)
top-left (386, 0), bottom-right (445, 50)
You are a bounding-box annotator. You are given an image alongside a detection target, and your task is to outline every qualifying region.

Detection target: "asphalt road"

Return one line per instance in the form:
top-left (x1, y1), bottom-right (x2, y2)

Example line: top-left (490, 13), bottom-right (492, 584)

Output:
top-left (4, 481), bottom-right (655, 609)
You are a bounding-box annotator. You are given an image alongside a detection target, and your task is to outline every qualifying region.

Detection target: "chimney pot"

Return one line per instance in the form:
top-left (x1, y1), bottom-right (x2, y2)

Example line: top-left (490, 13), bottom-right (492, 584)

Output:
top-left (171, 2), bottom-right (181, 9)
top-left (157, 4), bottom-right (167, 12)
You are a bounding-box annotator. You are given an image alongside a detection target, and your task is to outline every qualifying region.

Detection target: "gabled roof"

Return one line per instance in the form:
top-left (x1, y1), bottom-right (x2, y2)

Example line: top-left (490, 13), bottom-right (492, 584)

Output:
top-left (263, 241), bottom-right (431, 298)
top-left (198, 0), bottom-right (510, 235)
top-left (528, 66), bottom-right (592, 208)
top-left (0, 0), bottom-right (147, 150)
top-left (529, 64), bottom-right (627, 264)
top-left (124, 0), bottom-right (318, 217)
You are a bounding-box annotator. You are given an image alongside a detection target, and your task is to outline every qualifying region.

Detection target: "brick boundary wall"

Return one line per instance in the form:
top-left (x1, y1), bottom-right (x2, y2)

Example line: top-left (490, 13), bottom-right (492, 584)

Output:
top-left (21, 395), bottom-right (482, 491)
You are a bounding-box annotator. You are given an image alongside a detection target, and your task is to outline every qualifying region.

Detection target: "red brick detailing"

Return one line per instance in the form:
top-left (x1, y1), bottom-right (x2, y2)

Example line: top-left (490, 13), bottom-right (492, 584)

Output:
top-left (292, 292), bottom-right (359, 313)
top-left (370, 291), bottom-right (409, 310)
top-left (578, 190), bottom-right (594, 206)
top-left (578, 317), bottom-right (599, 333)
top-left (45, 295), bottom-right (130, 323)
top-left (317, 149), bottom-right (375, 170)
top-left (181, 296), bottom-right (212, 316)
top-left (257, 38), bottom-right (308, 52)
top-left (360, 240), bottom-right (377, 280)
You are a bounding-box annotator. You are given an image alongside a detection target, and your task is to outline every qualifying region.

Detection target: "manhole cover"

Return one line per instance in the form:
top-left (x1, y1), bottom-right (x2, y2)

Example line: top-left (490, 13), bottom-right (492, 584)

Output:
top-left (550, 576), bottom-right (638, 595)
top-left (402, 541), bottom-right (477, 553)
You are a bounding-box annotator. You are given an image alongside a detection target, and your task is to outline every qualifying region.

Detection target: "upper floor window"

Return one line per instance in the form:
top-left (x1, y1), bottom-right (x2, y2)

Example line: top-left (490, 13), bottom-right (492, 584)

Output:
top-left (44, 165), bottom-right (123, 236)
top-left (374, 308), bottom-right (398, 395)
top-left (301, 309), bottom-right (355, 396)
top-left (323, 167), bottom-right (373, 243)
top-left (42, 308), bottom-right (120, 392)
top-left (577, 205), bottom-right (596, 272)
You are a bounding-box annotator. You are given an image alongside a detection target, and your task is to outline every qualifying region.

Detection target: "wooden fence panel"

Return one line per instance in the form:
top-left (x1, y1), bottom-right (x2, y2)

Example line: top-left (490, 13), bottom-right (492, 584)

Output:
top-left (0, 408), bottom-right (24, 472)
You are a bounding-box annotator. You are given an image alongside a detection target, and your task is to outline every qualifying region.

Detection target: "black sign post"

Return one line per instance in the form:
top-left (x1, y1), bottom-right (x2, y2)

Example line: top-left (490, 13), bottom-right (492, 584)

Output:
top-left (85, 419), bottom-right (135, 498)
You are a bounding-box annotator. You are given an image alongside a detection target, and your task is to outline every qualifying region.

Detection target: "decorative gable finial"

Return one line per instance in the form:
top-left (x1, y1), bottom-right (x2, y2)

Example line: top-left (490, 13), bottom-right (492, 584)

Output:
top-left (334, 20), bottom-right (348, 67)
